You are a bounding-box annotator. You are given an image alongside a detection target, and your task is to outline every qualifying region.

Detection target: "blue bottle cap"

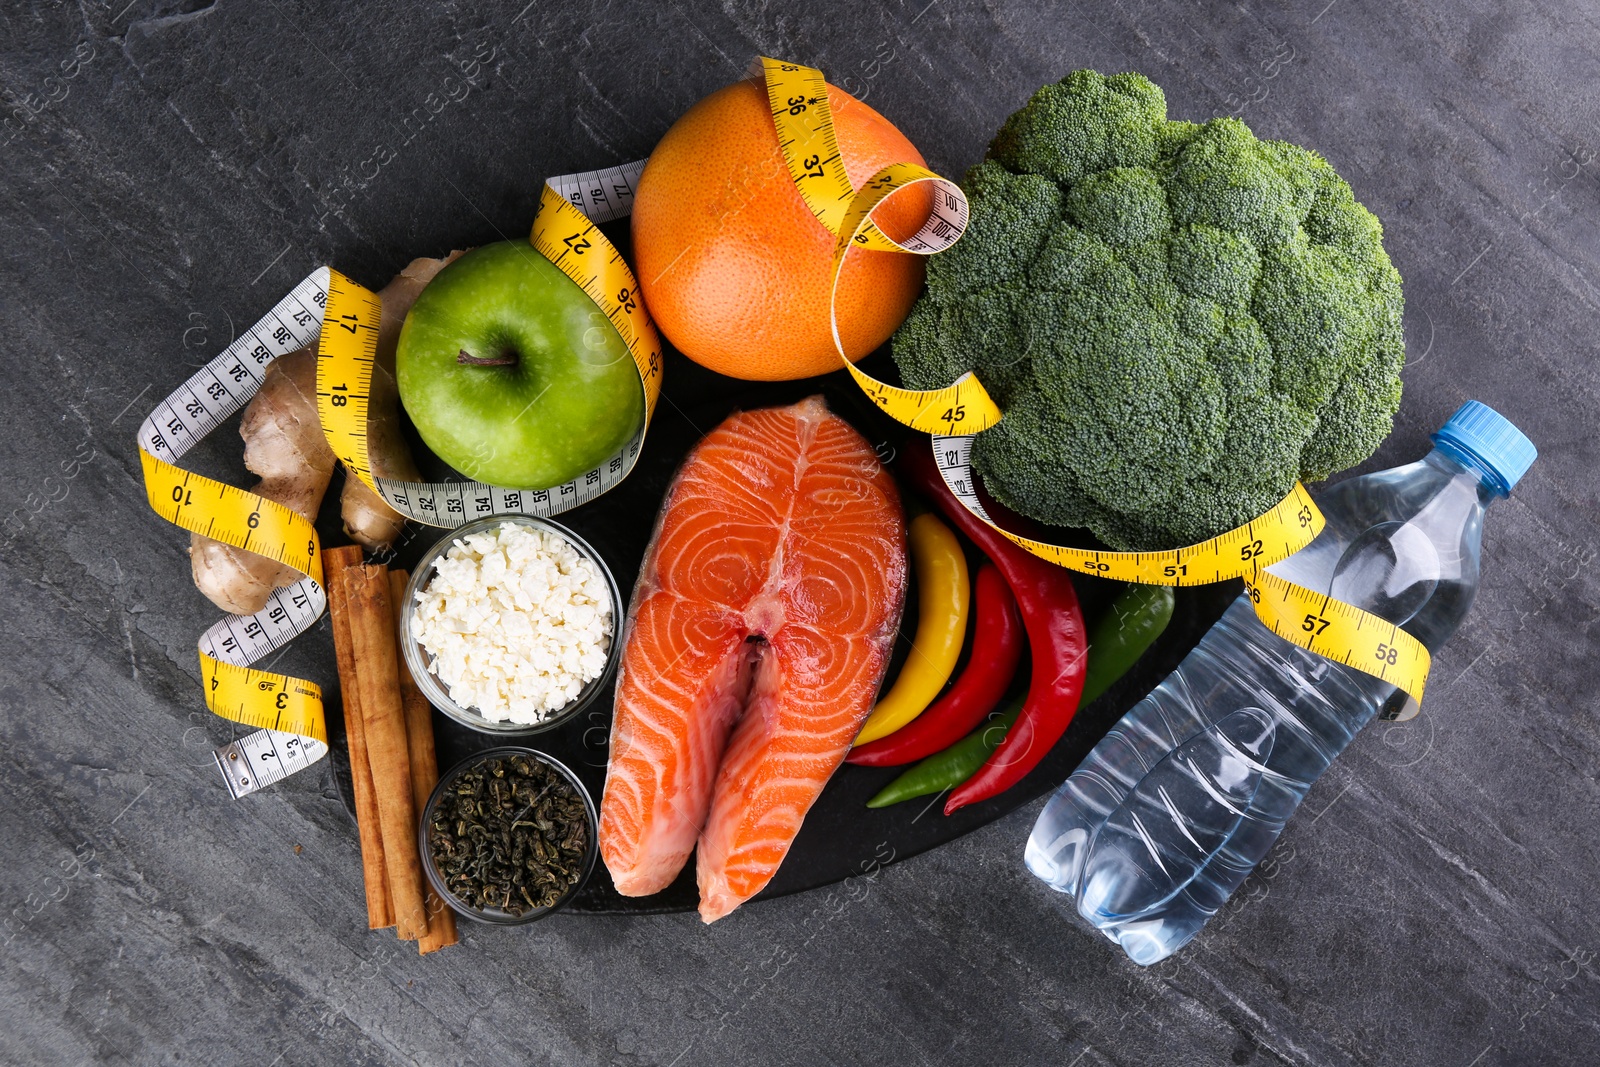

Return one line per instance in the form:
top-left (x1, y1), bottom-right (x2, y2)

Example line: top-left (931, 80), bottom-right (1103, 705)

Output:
top-left (1431, 400), bottom-right (1537, 495)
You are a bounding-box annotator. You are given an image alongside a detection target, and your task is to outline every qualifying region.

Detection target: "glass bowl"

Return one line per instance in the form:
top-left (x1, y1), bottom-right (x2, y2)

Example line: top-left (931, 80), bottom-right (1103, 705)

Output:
top-left (419, 747), bottom-right (599, 925)
top-left (399, 514), bottom-right (623, 737)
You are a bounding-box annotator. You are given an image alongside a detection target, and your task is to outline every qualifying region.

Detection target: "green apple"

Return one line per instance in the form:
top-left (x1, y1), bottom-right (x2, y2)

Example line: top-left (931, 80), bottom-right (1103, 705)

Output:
top-left (396, 240), bottom-right (644, 490)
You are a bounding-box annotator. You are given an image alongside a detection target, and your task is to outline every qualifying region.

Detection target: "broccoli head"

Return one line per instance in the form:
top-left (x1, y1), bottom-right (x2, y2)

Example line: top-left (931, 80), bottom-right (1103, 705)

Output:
top-left (893, 70), bottom-right (1404, 549)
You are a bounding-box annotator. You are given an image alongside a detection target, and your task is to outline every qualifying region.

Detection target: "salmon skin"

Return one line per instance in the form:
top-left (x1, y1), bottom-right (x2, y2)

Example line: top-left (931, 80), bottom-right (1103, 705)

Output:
top-left (599, 396), bottom-right (906, 922)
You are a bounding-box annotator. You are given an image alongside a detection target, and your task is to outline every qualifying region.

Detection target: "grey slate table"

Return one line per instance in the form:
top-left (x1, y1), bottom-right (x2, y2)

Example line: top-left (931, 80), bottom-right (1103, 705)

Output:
top-left (3, 1), bottom-right (1597, 1064)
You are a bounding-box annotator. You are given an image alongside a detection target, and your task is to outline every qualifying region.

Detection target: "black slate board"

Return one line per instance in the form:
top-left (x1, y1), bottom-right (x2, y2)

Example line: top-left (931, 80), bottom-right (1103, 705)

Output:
top-left (326, 334), bottom-right (1238, 915)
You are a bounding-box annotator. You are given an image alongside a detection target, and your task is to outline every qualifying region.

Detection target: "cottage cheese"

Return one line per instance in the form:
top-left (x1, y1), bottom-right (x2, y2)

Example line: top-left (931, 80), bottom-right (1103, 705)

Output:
top-left (412, 522), bottom-right (613, 724)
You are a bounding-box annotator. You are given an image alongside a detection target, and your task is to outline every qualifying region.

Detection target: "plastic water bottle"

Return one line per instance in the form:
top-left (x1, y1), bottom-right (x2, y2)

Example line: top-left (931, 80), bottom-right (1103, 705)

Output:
top-left (1024, 401), bottom-right (1536, 965)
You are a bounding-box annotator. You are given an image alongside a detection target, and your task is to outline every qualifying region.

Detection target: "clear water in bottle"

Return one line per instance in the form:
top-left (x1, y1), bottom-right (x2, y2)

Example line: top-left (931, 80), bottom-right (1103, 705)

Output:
top-left (1024, 401), bottom-right (1537, 965)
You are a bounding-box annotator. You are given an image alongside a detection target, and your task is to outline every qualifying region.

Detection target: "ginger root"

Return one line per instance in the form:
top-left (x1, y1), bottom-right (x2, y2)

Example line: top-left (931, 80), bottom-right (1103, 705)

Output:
top-left (190, 347), bottom-right (336, 616)
top-left (340, 251), bottom-right (465, 550)
top-left (190, 252), bottom-right (469, 613)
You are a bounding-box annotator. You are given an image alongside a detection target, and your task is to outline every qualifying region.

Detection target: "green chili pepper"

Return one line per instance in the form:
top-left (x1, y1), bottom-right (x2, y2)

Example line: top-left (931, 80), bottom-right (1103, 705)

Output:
top-left (866, 697), bottom-right (1022, 809)
top-left (867, 583), bottom-right (1175, 809)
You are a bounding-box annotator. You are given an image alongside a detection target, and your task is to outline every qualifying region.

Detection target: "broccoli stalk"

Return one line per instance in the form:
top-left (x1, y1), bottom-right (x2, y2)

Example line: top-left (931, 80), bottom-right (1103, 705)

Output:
top-left (893, 70), bottom-right (1404, 549)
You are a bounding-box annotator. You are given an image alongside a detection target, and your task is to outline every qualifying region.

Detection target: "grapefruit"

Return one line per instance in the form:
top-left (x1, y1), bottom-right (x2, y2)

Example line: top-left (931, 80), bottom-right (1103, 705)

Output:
top-left (631, 78), bottom-right (933, 381)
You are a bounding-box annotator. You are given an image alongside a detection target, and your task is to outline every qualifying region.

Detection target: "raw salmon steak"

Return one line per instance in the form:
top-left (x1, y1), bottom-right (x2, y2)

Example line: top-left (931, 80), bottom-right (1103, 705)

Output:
top-left (599, 396), bottom-right (906, 921)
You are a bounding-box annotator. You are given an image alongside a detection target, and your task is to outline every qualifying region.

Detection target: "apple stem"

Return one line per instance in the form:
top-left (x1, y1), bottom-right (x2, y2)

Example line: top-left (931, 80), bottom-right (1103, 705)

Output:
top-left (457, 349), bottom-right (518, 367)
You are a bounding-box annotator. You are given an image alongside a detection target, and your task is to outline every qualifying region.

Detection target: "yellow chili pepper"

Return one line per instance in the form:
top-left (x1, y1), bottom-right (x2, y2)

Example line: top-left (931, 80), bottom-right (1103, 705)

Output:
top-left (854, 513), bottom-right (970, 745)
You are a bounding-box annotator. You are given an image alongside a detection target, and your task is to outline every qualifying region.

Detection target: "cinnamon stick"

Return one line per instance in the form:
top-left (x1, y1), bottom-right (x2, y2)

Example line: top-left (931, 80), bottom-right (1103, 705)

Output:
top-left (341, 561), bottom-right (428, 941)
top-left (324, 544), bottom-right (393, 930)
top-left (389, 569), bottom-right (458, 954)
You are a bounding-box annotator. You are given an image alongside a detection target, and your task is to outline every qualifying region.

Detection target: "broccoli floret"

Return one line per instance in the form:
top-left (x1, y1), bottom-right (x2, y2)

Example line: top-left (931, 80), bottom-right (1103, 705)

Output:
top-left (894, 70), bottom-right (1405, 549)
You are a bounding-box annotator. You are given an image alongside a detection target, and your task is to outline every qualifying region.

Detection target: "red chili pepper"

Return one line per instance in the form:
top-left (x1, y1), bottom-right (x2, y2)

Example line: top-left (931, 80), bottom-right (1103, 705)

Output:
top-left (898, 440), bottom-right (1088, 815)
top-left (847, 563), bottom-right (1023, 767)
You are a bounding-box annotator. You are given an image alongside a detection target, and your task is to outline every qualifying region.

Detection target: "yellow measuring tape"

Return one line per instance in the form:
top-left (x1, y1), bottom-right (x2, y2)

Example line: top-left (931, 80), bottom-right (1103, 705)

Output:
top-left (140, 57), bottom-right (1430, 802)
top-left (759, 57), bottom-right (1002, 436)
top-left (139, 271), bottom-right (336, 798)
top-left (928, 437), bottom-right (1429, 713)
top-left (140, 163), bottom-right (661, 796)
top-left (319, 162), bottom-right (661, 524)
top-left (760, 56), bottom-right (1430, 713)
